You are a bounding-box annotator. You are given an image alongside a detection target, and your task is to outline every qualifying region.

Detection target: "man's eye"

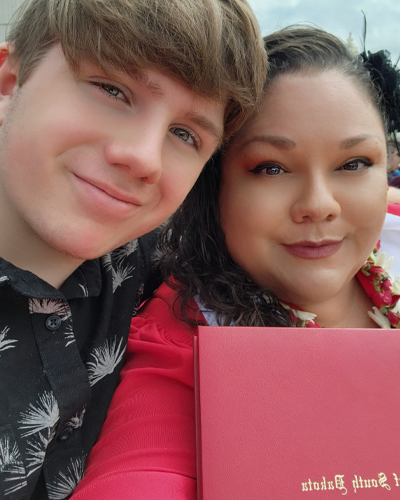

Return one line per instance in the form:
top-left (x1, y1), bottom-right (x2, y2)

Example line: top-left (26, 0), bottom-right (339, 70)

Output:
top-left (93, 82), bottom-right (126, 101)
top-left (170, 127), bottom-right (199, 147)
top-left (250, 163), bottom-right (285, 176)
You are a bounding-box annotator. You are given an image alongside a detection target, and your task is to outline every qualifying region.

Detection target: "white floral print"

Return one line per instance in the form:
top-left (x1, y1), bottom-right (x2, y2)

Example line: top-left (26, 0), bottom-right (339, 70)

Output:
top-left (29, 298), bottom-right (69, 316)
top-left (87, 337), bottom-right (125, 386)
top-left (19, 391), bottom-right (60, 438)
top-left (0, 326), bottom-right (17, 354)
top-left (112, 263), bottom-right (135, 293)
top-left (47, 457), bottom-right (85, 499)
top-left (0, 433), bottom-right (27, 496)
top-left (63, 324), bottom-right (75, 347)
top-left (113, 239), bottom-right (138, 264)
top-left (25, 431), bottom-right (49, 477)
top-left (78, 284), bottom-right (89, 297)
top-left (101, 253), bottom-right (113, 273)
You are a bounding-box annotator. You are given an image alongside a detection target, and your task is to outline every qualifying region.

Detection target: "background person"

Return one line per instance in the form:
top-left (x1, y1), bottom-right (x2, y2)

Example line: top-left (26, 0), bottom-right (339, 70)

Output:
top-left (387, 140), bottom-right (400, 202)
top-left (387, 140), bottom-right (400, 181)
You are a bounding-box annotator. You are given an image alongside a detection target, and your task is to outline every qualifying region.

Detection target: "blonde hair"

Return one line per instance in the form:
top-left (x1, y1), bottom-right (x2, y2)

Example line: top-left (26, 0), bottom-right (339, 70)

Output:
top-left (7, 0), bottom-right (267, 138)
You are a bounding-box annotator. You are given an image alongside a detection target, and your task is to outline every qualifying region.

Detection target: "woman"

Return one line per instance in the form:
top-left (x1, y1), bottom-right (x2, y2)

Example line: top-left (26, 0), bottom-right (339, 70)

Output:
top-left (72, 26), bottom-right (400, 498)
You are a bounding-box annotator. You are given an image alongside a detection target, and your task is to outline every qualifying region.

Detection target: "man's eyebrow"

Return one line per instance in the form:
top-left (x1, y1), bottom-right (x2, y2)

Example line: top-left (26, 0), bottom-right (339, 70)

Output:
top-left (134, 71), bottom-right (164, 96)
top-left (185, 111), bottom-right (224, 147)
top-left (239, 135), bottom-right (296, 150)
top-left (81, 64), bottom-right (165, 96)
top-left (339, 134), bottom-right (377, 149)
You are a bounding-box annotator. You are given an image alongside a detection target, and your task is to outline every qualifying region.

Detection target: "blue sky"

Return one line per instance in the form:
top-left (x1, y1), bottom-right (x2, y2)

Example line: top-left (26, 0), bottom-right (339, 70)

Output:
top-left (247, 0), bottom-right (400, 62)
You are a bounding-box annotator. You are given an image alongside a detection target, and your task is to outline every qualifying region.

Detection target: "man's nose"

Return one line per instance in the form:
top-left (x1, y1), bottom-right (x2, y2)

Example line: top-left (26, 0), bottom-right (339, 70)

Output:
top-left (104, 124), bottom-right (164, 184)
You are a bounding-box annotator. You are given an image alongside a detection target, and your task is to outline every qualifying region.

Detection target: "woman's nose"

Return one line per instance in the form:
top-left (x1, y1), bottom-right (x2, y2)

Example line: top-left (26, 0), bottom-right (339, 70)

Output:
top-left (290, 175), bottom-right (341, 223)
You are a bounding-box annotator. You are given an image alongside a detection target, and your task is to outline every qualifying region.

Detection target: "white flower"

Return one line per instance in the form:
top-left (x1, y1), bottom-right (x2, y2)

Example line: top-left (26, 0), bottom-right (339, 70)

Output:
top-left (367, 250), bottom-right (377, 264)
top-left (295, 310), bottom-right (317, 323)
top-left (368, 307), bottom-right (391, 329)
top-left (390, 275), bottom-right (400, 295)
top-left (281, 303), bottom-right (316, 323)
top-left (392, 300), bottom-right (400, 315)
top-left (375, 252), bottom-right (394, 273)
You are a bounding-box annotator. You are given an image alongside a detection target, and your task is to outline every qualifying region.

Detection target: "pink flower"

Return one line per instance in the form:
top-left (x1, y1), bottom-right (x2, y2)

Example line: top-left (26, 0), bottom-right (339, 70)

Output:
top-left (388, 312), bottom-right (400, 328)
top-left (381, 280), bottom-right (392, 291)
top-left (356, 270), bottom-right (376, 298)
top-left (372, 289), bottom-right (393, 307)
top-left (305, 321), bottom-right (317, 328)
top-left (370, 267), bottom-right (385, 281)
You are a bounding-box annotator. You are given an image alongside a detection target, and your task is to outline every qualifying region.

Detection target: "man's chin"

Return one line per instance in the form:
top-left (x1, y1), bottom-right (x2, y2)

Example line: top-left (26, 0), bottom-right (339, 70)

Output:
top-left (44, 232), bottom-right (120, 262)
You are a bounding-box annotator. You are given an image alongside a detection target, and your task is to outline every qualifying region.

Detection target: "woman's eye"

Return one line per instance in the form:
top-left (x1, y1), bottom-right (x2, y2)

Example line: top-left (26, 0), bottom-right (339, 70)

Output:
top-left (93, 82), bottom-right (126, 102)
top-left (170, 127), bottom-right (199, 147)
top-left (340, 159), bottom-right (372, 171)
top-left (250, 163), bottom-right (285, 176)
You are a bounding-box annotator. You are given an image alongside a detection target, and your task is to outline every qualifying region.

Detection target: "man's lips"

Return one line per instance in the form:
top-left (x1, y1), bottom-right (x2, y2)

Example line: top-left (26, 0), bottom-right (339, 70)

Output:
top-left (72, 173), bottom-right (143, 219)
top-left (282, 239), bottom-right (344, 259)
top-left (74, 174), bottom-right (142, 206)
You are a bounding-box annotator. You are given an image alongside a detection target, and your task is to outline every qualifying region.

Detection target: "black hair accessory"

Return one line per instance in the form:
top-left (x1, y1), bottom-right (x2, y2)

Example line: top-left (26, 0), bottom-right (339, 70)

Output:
top-left (359, 13), bottom-right (400, 149)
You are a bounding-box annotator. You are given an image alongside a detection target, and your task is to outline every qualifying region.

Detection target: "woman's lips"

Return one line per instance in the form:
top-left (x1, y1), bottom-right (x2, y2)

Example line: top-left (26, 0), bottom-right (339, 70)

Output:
top-left (282, 240), bottom-right (344, 259)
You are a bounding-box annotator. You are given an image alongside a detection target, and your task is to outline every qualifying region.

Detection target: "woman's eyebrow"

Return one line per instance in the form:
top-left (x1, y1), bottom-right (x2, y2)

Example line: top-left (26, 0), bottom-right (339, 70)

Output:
top-left (339, 134), bottom-right (377, 149)
top-left (238, 135), bottom-right (296, 150)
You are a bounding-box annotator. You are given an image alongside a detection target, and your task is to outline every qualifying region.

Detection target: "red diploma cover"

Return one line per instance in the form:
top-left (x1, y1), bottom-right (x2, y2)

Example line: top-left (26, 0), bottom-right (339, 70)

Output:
top-left (194, 326), bottom-right (400, 499)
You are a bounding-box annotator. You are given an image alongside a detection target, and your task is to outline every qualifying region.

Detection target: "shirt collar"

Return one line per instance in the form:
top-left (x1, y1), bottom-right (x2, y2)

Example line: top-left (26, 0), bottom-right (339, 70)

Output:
top-left (0, 257), bottom-right (102, 299)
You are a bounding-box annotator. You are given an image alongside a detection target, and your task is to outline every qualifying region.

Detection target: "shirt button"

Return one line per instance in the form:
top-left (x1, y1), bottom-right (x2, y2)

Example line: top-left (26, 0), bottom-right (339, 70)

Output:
top-left (46, 315), bottom-right (62, 331)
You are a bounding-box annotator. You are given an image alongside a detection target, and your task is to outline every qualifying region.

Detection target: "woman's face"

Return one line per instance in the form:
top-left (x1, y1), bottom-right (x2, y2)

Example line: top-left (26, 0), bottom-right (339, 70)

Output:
top-left (219, 70), bottom-right (388, 308)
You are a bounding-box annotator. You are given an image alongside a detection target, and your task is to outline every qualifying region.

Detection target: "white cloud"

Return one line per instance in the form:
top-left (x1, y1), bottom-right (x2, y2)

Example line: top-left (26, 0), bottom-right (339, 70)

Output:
top-left (248, 0), bottom-right (400, 60)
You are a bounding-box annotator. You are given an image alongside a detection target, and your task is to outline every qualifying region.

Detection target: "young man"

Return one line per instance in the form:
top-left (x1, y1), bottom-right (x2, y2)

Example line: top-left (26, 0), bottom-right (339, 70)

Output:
top-left (0, 0), bottom-right (267, 498)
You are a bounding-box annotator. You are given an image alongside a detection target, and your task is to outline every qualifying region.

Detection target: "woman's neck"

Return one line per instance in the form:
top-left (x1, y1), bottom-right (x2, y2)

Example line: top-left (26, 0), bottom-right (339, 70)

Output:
top-left (293, 277), bottom-right (377, 328)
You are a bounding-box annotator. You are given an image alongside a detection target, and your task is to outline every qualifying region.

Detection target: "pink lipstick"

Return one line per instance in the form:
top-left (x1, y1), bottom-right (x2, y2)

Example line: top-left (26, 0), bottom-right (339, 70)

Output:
top-left (282, 240), bottom-right (343, 259)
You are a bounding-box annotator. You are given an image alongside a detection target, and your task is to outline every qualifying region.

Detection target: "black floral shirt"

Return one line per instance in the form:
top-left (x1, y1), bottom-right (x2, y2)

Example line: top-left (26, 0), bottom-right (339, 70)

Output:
top-left (0, 231), bottom-right (161, 499)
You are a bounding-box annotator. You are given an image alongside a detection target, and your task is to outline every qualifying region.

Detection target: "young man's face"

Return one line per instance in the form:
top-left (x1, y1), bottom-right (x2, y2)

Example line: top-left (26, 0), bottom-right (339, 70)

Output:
top-left (0, 45), bottom-right (225, 262)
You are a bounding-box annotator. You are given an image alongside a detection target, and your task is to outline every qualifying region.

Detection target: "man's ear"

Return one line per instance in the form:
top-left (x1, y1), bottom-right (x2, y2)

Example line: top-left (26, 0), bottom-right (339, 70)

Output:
top-left (0, 42), bottom-right (18, 126)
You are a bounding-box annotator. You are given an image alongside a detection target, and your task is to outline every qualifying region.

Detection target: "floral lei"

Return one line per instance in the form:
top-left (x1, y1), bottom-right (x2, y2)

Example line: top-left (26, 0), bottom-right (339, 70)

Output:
top-left (281, 246), bottom-right (400, 329)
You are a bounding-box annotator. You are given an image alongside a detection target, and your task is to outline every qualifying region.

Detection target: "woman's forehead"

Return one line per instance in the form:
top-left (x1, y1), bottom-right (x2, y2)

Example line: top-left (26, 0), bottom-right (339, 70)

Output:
top-left (227, 70), bottom-right (385, 151)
